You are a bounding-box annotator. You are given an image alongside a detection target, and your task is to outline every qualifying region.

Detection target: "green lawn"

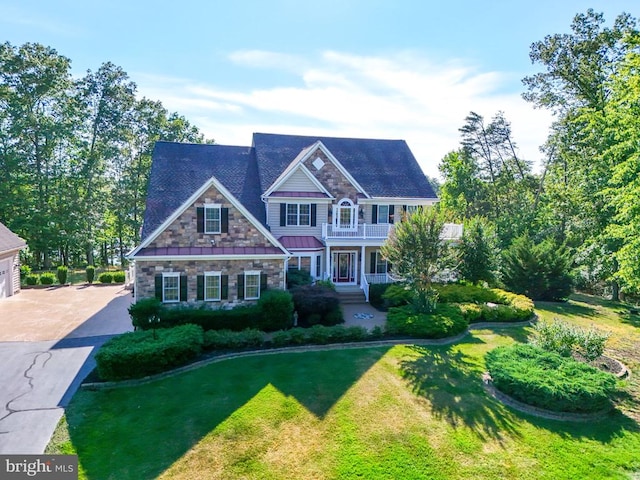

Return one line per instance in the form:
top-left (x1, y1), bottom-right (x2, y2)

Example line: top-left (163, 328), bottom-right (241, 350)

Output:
top-left (49, 294), bottom-right (640, 479)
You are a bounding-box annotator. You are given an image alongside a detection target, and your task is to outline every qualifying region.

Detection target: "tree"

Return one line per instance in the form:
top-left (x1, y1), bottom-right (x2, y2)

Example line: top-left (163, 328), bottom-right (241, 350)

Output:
top-left (457, 217), bottom-right (498, 285)
top-left (501, 235), bottom-right (573, 301)
top-left (380, 207), bottom-right (451, 312)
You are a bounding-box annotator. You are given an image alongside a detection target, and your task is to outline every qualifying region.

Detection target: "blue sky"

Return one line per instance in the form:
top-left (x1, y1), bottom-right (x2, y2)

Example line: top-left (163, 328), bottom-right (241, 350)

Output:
top-left (2, 1), bottom-right (637, 178)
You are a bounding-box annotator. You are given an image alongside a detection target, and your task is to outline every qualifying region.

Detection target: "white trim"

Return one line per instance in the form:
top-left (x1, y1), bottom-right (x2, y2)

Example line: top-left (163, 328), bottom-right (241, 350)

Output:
top-left (204, 271), bottom-right (222, 302)
top-left (314, 142), bottom-right (369, 197)
top-left (331, 249), bottom-right (358, 285)
top-left (128, 176), bottom-right (289, 258)
top-left (134, 254), bottom-right (288, 261)
top-left (286, 202), bottom-right (311, 226)
top-left (162, 272), bottom-right (180, 303)
top-left (263, 152), bottom-right (333, 199)
top-left (358, 197), bottom-right (438, 205)
top-left (244, 271), bottom-right (261, 300)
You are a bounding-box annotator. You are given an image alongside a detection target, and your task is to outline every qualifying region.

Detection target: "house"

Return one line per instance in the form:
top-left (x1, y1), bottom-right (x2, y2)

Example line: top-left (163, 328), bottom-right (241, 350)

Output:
top-left (128, 133), bottom-right (461, 304)
top-left (0, 222), bottom-right (27, 299)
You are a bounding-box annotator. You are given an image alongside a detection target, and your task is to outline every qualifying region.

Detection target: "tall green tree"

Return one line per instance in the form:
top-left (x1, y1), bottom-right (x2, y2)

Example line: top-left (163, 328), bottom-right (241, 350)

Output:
top-left (381, 207), bottom-right (451, 313)
top-left (457, 217), bottom-right (498, 286)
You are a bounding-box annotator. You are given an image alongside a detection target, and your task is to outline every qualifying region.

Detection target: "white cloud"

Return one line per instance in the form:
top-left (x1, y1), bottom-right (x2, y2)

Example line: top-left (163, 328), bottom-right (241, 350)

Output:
top-left (135, 50), bottom-right (553, 179)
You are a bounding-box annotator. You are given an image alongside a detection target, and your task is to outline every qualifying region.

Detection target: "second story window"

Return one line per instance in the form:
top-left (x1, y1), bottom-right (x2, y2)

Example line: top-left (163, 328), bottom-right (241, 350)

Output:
top-left (286, 203), bottom-right (311, 226)
top-left (205, 204), bottom-right (221, 233)
top-left (372, 204), bottom-right (394, 224)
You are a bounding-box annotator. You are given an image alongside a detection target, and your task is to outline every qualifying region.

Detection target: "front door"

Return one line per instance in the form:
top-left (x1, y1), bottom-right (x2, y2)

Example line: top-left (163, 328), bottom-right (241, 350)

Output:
top-left (337, 253), bottom-right (351, 282)
top-left (333, 251), bottom-right (356, 283)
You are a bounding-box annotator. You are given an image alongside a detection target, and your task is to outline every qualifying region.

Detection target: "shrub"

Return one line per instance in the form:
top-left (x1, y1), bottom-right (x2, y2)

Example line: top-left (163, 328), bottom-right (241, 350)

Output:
top-left (485, 344), bottom-right (617, 413)
top-left (257, 289), bottom-right (294, 331)
top-left (129, 298), bottom-right (164, 329)
top-left (457, 216), bottom-right (499, 285)
top-left (386, 304), bottom-right (468, 339)
top-left (307, 324), bottom-right (332, 344)
top-left (368, 283), bottom-right (393, 310)
top-left (25, 274), bottom-right (39, 286)
top-left (382, 283), bottom-right (412, 308)
top-left (529, 320), bottom-right (610, 362)
top-left (158, 304), bottom-right (261, 332)
top-left (501, 235), bottom-right (573, 301)
top-left (98, 272), bottom-right (113, 284)
top-left (56, 266), bottom-right (68, 285)
top-left (95, 324), bottom-right (204, 381)
top-left (86, 265), bottom-right (95, 284)
top-left (39, 272), bottom-right (56, 285)
top-left (271, 328), bottom-right (308, 347)
top-left (203, 328), bottom-right (264, 350)
top-left (315, 279), bottom-right (336, 290)
top-left (291, 284), bottom-right (343, 327)
top-left (20, 265), bottom-right (31, 279)
top-left (112, 271), bottom-right (126, 283)
top-left (286, 269), bottom-right (313, 289)
top-left (369, 325), bottom-right (384, 339)
top-left (434, 283), bottom-right (501, 304)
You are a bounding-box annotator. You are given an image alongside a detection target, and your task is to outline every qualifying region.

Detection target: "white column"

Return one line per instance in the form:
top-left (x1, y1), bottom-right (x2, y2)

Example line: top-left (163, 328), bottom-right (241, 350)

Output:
top-left (325, 245), bottom-right (331, 280)
top-left (360, 245), bottom-right (366, 286)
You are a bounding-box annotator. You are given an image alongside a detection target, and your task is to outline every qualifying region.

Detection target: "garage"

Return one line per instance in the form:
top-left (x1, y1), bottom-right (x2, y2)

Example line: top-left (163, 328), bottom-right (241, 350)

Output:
top-left (0, 222), bottom-right (27, 300)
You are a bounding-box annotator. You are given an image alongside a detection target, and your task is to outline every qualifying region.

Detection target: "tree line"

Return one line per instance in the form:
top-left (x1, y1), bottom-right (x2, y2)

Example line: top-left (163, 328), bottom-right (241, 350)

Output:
top-left (0, 42), bottom-right (211, 269)
top-left (438, 9), bottom-right (640, 299)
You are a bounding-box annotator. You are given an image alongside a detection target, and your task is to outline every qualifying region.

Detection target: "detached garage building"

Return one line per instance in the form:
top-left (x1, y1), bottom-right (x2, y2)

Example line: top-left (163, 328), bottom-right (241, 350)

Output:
top-left (0, 222), bottom-right (26, 299)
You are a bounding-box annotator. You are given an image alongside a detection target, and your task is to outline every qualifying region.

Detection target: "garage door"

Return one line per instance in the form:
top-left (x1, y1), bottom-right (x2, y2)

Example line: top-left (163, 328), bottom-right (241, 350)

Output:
top-left (0, 257), bottom-right (11, 299)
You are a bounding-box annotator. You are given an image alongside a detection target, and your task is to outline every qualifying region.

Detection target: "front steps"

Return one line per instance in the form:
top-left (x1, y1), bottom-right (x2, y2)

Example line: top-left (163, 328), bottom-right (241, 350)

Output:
top-left (335, 286), bottom-right (366, 304)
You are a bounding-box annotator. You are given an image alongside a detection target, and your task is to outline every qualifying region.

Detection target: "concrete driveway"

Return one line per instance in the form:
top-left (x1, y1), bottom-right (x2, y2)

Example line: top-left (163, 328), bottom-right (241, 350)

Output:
top-left (0, 285), bottom-right (133, 454)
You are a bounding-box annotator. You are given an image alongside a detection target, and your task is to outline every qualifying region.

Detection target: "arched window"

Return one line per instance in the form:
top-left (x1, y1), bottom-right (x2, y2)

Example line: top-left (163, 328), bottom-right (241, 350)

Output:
top-left (333, 198), bottom-right (356, 230)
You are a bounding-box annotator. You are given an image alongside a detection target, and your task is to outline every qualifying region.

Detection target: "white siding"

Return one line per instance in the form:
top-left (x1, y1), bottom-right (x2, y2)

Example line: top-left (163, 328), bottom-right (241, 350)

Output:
top-left (279, 169), bottom-right (320, 192)
top-left (267, 201), bottom-right (326, 238)
top-left (11, 253), bottom-right (20, 295)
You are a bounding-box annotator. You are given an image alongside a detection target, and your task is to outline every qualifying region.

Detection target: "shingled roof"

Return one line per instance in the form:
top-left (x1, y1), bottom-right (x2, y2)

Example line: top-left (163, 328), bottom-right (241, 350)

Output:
top-left (252, 133), bottom-right (437, 198)
top-left (0, 222), bottom-right (27, 254)
top-left (140, 134), bottom-right (437, 242)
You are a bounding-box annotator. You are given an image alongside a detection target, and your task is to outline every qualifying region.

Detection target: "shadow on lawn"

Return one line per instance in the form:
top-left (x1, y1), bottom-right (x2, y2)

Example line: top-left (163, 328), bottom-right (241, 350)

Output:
top-left (535, 299), bottom-right (597, 319)
top-left (66, 347), bottom-right (390, 479)
top-left (399, 341), bottom-right (521, 442)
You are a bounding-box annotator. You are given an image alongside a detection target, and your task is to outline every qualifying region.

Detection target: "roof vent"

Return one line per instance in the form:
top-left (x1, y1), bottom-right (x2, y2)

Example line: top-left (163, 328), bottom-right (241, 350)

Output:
top-left (312, 157), bottom-right (325, 171)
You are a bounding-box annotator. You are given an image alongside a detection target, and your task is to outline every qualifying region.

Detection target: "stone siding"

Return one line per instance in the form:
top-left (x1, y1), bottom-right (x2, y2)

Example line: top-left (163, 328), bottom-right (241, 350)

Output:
top-left (150, 183), bottom-right (273, 249)
top-left (135, 259), bottom-right (285, 305)
top-left (303, 150), bottom-right (361, 204)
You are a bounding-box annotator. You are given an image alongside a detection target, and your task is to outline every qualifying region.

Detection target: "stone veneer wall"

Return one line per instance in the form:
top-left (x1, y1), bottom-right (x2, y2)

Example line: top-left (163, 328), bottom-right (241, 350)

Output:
top-left (150, 183), bottom-right (273, 249)
top-left (135, 259), bottom-right (285, 304)
top-left (303, 150), bottom-right (361, 205)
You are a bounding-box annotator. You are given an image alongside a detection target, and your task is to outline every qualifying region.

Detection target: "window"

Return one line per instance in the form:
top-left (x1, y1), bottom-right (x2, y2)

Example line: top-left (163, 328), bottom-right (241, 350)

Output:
top-left (286, 203), bottom-right (311, 226)
top-left (204, 271), bottom-right (221, 301)
top-left (205, 204), bottom-right (221, 233)
top-left (245, 271), bottom-right (260, 300)
top-left (315, 255), bottom-right (322, 279)
top-left (378, 205), bottom-right (390, 224)
top-left (334, 198), bottom-right (356, 230)
top-left (406, 205), bottom-right (418, 215)
top-left (162, 272), bottom-right (180, 303)
top-left (375, 251), bottom-right (388, 274)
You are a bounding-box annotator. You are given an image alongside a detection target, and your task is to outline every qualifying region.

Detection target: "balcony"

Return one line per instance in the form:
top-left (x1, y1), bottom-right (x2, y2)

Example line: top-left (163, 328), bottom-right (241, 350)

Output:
top-left (321, 222), bottom-right (463, 241)
top-left (322, 223), bottom-right (392, 240)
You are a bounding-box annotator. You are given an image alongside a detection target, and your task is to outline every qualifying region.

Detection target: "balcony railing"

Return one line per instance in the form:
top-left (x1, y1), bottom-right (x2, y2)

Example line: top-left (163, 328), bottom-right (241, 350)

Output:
top-left (322, 223), bottom-right (392, 239)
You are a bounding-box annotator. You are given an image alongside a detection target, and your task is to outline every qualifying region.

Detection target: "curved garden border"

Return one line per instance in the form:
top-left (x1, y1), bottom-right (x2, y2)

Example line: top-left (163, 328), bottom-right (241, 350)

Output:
top-left (83, 317), bottom-right (537, 390)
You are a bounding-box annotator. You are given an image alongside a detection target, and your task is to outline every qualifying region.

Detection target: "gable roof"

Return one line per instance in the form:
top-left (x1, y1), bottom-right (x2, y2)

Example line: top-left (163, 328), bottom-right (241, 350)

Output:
top-left (0, 222), bottom-right (26, 254)
top-left (140, 142), bottom-right (263, 242)
top-left (139, 133), bottom-right (438, 246)
top-left (252, 133), bottom-right (437, 198)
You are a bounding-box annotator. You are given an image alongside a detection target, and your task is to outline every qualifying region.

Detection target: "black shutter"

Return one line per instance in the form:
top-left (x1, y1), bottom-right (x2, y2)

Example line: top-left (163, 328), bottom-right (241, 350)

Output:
top-left (387, 262), bottom-right (392, 273)
top-left (389, 205), bottom-right (395, 223)
top-left (372, 205), bottom-right (378, 224)
top-left (180, 275), bottom-right (188, 301)
top-left (197, 207), bottom-right (204, 233)
top-left (197, 275), bottom-right (204, 300)
top-left (370, 252), bottom-right (376, 274)
top-left (280, 203), bottom-right (286, 226)
top-left (260, 273), bottom-right (268, 293)
top-left (155, 275), bottom-right (163, 300)
top-left (237, 274), bottom-right (244, 300)
top-left (221, 275), bottom-right (228, 300)
top-left (310, 204), bottom-right (317, 227)
top-left (221, 208), bottom-right (229, 233)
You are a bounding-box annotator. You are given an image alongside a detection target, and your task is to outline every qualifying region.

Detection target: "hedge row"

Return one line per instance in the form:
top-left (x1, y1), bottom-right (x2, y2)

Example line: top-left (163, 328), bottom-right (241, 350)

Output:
top-left (485, 344), bottom-right (617, 413)
top-left (386, 304), bottom-right (468, 339)
top-left (95, 324), bottom-right (204, 381)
